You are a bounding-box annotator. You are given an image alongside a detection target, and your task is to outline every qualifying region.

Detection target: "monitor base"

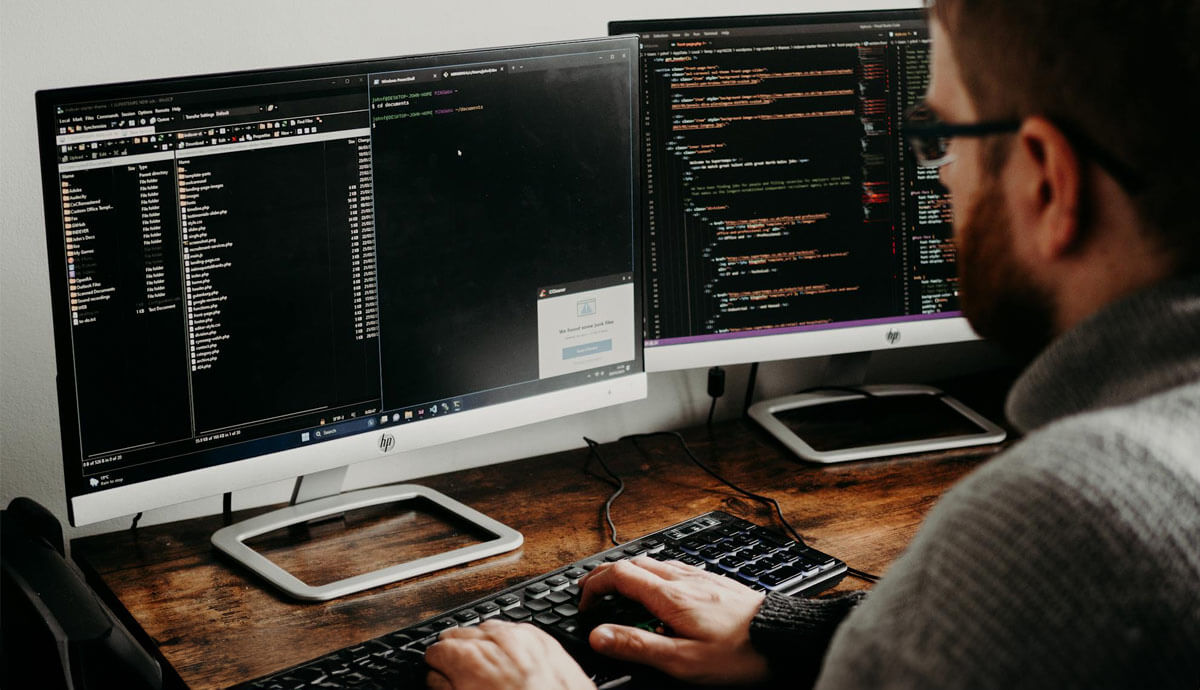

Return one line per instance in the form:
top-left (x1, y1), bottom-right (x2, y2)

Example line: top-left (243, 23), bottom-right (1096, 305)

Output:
top-left (211, 483), bottom-right (523, 601)
top-left (748, 384), bottom-right (1007, 464)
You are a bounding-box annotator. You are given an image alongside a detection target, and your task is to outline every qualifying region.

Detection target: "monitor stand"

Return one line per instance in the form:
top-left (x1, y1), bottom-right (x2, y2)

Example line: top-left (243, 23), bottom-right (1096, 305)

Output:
top-left (210, 467), bottom-right (523, 601)
top-left (748, 352), bottom-right (1007, 464)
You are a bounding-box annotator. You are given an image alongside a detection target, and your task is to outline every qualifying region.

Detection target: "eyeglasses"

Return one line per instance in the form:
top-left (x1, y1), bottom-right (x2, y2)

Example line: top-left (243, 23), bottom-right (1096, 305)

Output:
top-left (903, 101), bottom-right (1145, 193)
top-left (903, 101), bottom-right (1018, 168)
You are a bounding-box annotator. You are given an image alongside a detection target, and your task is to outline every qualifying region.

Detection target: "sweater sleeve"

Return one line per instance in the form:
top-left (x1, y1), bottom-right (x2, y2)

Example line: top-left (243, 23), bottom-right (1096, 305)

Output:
top-left (748, 590), bottom-right (867, 687)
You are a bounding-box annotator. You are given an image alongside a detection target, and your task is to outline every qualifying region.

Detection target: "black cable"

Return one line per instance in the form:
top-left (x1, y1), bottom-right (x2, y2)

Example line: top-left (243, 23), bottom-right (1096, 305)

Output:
top-left (583, 436), bottom-right (624, 545)
top-left (622, 430), bottom-right (882, 584)
top-left (130, 512), bottom-right (142, 530)
top-left (223, 492), bottom-right (233, 526)
top-left (706, 367), bottom-right (725, 427)
top-left (742, 362), bottom-right (760, 416)
top-left (624, 431), bottom-right (807, 544)
top-left (846, 566), bottom-right (880, 583)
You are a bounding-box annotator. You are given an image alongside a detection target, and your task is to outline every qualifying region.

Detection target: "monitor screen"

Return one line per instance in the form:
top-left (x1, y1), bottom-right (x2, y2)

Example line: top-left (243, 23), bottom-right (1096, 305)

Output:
top-left (37, 36), bottom-right (645, 526)
top-left (611, 11), bottom-right (976, 372)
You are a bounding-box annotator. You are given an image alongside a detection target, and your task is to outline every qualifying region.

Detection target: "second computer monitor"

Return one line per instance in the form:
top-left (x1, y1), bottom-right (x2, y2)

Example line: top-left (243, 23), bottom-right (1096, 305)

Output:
top-left (612, 11), bottom-right (976, 372)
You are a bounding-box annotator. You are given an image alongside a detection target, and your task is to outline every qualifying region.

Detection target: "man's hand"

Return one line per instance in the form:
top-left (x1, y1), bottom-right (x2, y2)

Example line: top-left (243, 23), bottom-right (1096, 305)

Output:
top-left (424, 619), bottom-right (595, 690)
top-left (580, 556), bottom-right (769, 685)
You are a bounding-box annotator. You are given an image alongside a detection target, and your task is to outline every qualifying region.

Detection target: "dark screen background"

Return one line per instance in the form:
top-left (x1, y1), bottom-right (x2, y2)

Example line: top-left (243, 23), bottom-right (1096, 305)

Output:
top-left (371, 60), bottom-right (635, 404)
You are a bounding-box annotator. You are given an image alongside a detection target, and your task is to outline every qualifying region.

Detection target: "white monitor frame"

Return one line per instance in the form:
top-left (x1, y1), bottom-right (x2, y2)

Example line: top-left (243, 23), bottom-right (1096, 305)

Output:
top-left (645, 316), bottom-right (979, 372)
top-left (69, 373), bottom-right (646, 527)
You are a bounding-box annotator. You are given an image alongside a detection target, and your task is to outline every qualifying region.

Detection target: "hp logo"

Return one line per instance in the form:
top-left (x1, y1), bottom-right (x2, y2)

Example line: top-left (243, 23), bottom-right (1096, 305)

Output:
top-left (885, 329), bottom-right (901, 345)
top-left (378, 433), bottom-right (396, 454)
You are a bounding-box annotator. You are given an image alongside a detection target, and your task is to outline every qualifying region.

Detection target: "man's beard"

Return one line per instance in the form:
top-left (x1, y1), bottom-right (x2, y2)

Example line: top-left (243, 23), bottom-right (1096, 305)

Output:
top-left (956, 182), bottom-right (1058, 363)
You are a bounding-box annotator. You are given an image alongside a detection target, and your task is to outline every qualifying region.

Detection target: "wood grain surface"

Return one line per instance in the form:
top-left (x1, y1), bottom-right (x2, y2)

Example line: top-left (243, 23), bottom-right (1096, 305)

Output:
top-left (72, 417), bottom-right (1006, 689)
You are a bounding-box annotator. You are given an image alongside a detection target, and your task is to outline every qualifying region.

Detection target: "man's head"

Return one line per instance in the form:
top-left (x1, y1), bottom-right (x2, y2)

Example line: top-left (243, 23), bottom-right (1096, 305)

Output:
top-left (923, 0), bottom-right (1200, 357)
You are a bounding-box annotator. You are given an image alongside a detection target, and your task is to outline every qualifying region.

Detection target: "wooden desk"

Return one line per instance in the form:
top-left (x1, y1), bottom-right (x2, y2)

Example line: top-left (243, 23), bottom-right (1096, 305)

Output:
top-left (72, 418), bottom-right (1004, 689)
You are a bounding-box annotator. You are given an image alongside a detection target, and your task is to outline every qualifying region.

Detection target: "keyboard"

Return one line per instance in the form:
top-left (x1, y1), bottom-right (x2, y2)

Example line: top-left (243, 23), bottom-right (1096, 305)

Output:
top-left (238, 511), bottom-right (847, 689)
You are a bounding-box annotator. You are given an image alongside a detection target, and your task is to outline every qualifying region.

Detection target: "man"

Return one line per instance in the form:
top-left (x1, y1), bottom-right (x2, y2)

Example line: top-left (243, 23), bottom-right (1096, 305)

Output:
top-left (424, 0), bottom-right (1200, 686)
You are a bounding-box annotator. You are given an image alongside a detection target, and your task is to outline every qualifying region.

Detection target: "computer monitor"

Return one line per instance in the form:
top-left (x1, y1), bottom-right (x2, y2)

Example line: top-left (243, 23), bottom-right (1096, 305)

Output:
top-left (36, 36), bottom-right (645, 598)
top-left (610, 11), bottom-right (976, 374)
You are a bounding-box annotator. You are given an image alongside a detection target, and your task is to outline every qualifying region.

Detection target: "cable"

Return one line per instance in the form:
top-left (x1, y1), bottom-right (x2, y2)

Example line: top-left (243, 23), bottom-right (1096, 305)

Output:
top-left (624, 431), bottom-right (807, 544)
top-left (621, 431), bottom-right (882, 584)
top-left (846, 566), bottom-right (880, 583)
top-left (706, 366), bottom-right (725, 427)
top-left (742, 362), bottom-right (760, 416)
top-left (583, 436), bottom-right (624, 545)
top-left (130, 512), bottom-right (142, 530)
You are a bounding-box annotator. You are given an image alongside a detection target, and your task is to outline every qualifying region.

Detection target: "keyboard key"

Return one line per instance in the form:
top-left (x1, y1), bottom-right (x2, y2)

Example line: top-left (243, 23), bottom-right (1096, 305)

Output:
top-left (405, 635), bottom-right (440, 652)
top-left (533, 611), bottom-right (562, 626)
top-left (641, 538), bottom-right (664, 552)
top-left (718, 556), bottom-right (747, 571)
top-left (546, 590), bottom-right (572, 605)
top-left (290, 667), bottom-right (326, 683)
top-left (503, 606), bottom-right (532, 621)
top-left (759, 565), bottom-right (802, 587)
top-left (365, 641), bottom-right (394, 658)
top-left (454, 611), bottom-right (480, 625)
top-left (554, 603), bottom-right (579, 617)
top-left (525, 598), bottom-right (552, 612)
top-left (495, 594), bottom-right (521, 609)
top-left (565, 584), bottom-right (581, 597)
top-left (772, 551), bottom-right (798, 565)
top-left (475, 602), bottom-right (501, 618)
top-left (733, 534), bottom-right (758, 548)
top-left (604, 552), bottom-right (624, 562)
top-left (432, 618), bottom-right (458, 631)
top-left (739, 562), bottom-right (767, 578)
top-left (623, 545), bottom-right (646, 556)
top-left (525, 583), bottom-right (550, 598)
top-left (410, 625), bottom-right (437, 637)
top-left (545, 576), bottom-right (570, 590)
top-left (746, 543), bottom-right (774, 558)
top-left (564, 568), bottom-right (587, 580)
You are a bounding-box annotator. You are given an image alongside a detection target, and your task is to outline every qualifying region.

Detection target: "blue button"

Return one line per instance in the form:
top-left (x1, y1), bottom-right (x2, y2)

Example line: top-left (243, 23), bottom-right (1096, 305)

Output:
top-left (562, 339), bottom-right (612, 360)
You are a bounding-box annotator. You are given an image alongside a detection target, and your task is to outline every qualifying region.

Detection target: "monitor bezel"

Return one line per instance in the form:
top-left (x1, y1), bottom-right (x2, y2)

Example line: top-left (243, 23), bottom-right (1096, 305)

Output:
top-left (610, 10), bottom-right (978, 373)
top-left (36, 35), bottom-right (646, 526)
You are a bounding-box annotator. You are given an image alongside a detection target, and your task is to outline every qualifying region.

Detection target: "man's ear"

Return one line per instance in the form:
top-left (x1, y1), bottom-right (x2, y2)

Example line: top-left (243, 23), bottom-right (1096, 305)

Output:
top-left (1013, 116), bottom-right (1084, 259)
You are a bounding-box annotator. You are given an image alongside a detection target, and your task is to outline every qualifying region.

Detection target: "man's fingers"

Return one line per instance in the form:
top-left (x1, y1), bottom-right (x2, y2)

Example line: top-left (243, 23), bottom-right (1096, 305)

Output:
top-left (425, 668), bottom-right (453, 690)
top-left (619, 555), bottom-right (706, 579)
top-left (579, 557), bottom-right (669, 610)
top-left (436, 624), bottom-right (491, 641)
top-left (426, 633), bottom-right (503, 675)
top-left (589, 623), bottom-right (697, 678)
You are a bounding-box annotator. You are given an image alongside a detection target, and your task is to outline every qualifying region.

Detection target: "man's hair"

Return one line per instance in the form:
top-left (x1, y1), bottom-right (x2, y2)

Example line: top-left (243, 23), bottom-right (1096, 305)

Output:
top-left (929, 0), bottom-right (1200, 271)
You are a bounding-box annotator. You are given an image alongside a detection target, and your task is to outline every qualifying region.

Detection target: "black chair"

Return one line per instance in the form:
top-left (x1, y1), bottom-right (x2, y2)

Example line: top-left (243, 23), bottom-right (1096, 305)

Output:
top-left (1, 497), bottom-right (161, 690)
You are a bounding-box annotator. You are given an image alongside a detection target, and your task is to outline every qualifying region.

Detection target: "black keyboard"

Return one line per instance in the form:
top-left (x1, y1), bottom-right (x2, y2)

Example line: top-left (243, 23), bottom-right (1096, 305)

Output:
top-left (238, 511), bottom-right (847, 689)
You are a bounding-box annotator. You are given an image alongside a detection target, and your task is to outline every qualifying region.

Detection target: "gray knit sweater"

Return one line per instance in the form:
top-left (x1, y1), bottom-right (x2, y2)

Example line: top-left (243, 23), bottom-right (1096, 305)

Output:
top-left (749, 274), bottom-right (1200, 688)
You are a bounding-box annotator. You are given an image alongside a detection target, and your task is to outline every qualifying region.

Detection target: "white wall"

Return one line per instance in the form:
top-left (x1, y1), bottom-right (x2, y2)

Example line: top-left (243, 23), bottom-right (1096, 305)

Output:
top-left (2, 0), bottom-right (1001, 539)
